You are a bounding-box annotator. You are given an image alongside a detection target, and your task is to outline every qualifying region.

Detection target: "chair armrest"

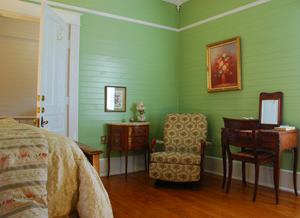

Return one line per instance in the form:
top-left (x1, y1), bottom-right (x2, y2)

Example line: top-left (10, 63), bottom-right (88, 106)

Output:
top-left (151, 138), bottom-right (164, 153)
top-left (205, 141), bottom-right (212, 146)
top-left (200, 140), bottom-right (211, 154)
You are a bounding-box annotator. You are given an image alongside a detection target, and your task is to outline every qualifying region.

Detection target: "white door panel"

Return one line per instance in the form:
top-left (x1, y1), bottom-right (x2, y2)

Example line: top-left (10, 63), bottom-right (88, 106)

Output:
top-left (37, 2), bottom-right (68, 136)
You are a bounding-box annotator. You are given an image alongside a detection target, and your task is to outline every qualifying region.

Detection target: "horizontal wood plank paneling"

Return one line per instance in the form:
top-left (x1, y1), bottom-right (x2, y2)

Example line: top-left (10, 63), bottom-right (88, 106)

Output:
top-left (0, 16), bottom-right (39, 40)
top-left (77, 10), bottom-right (179, 156)
top-left (0, 17), bottom-right (38, 116)
top-left (178, 0), bottom-right (300, 171)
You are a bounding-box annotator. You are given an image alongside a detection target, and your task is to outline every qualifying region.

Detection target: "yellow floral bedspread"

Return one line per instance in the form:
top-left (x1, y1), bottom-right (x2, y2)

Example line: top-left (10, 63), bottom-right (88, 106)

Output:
top-left (0, 119), bottom-right (113, 218)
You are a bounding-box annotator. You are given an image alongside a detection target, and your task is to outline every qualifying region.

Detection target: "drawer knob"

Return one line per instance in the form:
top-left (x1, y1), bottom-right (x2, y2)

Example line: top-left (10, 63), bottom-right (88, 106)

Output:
top-left (138, 129), bottom-right (142, 133)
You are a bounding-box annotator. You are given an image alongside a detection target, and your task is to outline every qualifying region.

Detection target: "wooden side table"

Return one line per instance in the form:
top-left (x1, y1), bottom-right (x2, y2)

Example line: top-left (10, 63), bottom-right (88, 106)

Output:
top-left (107, 122), bottom-right (150, 179)
top-left (74, 141), bottom-right (103, 176)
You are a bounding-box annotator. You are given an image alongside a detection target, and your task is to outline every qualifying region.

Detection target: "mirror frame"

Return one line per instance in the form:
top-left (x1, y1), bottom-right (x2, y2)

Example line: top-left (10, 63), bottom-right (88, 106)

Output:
top-left (259, 92), bottom-right (283, 129)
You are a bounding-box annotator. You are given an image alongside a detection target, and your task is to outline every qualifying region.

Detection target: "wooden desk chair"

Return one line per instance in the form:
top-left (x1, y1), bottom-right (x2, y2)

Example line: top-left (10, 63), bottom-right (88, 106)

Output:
top-left (223, 117), bottom-right (276, 202)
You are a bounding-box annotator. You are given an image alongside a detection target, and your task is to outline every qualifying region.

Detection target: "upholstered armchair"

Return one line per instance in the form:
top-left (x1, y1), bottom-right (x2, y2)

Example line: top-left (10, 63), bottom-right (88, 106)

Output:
top-left (149, 113), bottom-right (211, 190)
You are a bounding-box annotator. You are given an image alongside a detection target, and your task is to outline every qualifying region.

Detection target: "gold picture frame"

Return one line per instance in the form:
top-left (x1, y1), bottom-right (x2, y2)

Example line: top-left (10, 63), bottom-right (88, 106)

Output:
top-left (206, 36), bottom-right (241, 93)
top-left (105, 86), bottom-right (127, 112)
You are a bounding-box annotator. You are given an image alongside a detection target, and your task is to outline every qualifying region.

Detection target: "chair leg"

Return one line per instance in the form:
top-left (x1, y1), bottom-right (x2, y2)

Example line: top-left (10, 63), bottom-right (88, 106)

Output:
top-left (226, 159), bottom-right (233, 194)
top-left (273, 159), bottom-right (280, 204)
top-left (253, 163), bottom-right (259, 202)
top-left (242, 161), bottom-right (247, 186)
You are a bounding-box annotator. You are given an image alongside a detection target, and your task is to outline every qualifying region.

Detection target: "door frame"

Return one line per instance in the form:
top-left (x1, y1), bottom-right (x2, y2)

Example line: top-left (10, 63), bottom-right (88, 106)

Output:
top-left (0, 0), bottom-right (81, 140)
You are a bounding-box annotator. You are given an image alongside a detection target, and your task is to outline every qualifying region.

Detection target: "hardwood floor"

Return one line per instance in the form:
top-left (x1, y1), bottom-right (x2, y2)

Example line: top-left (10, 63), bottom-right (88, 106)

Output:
top-left (101, 171), bottom-right (300, 218)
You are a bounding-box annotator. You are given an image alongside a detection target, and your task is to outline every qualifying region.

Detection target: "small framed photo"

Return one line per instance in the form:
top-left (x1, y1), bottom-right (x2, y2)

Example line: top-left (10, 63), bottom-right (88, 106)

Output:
top-left (105, 86), bottom-right (126, 112)
top-left (206, 36), bottom-right (241, 93)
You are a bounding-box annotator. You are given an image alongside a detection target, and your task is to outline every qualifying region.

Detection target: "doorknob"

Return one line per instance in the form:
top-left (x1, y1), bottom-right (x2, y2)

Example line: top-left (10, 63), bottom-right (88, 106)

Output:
top-left (40, 116), bottom-right (48, 128)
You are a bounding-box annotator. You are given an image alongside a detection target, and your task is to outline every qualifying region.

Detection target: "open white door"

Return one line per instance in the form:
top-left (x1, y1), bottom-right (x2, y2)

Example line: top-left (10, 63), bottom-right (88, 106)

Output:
top-left (37, 2), bottom-right (69, 136)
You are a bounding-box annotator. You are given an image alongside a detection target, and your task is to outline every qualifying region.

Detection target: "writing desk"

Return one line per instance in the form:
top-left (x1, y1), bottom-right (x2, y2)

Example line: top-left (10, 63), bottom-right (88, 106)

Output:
top-left (221, 128), bottom-right (299, 203)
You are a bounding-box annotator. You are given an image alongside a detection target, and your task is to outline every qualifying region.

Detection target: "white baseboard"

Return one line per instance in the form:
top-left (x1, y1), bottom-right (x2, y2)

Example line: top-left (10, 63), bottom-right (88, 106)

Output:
top-left (98, 154), bottom-right (300, 194)
top-left (100, 154), bottom-right (147, 177)
top-left (205, 156), bottom-right (300, 194)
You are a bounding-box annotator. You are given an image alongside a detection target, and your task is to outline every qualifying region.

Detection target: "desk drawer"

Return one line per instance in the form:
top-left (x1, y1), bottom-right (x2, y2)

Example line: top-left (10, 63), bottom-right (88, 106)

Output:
top-left (128, 126), bottom-right (148, 136)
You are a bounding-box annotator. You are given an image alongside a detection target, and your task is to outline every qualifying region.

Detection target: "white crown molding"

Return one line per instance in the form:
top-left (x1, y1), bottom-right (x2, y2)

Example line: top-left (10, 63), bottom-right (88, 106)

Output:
top-left (0, 0), bottom-right (82, 25)
top-left (179, 0), bottom-right (272, 32)
top-left (28, 0), bottom-right (178, 32)
top-left (26, 0), bottom-right (271, 32)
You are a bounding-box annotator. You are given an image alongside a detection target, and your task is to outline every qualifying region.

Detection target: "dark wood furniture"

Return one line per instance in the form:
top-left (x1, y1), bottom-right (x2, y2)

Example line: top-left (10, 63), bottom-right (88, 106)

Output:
top-left (107, 122), bottom-right (150, 179)
top-left (74, 141), bottom-right (103, 176)
top-left (222, 92), bottom-right (299, 204)
top-left (222, 123), bottom-right (299, 204)
top-left (222, 118), bottom-right (277, 202)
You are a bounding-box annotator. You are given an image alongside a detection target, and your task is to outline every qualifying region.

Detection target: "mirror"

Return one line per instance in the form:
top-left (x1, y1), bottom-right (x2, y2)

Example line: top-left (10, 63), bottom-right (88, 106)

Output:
top-left (259, 92), bottom-right (283, 129)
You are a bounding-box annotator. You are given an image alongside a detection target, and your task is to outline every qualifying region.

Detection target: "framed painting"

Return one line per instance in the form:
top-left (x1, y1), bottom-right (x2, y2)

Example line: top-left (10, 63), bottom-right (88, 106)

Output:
top-left (206, 36), bottom-right (241, 93)
top-left (105, 86), bottom-right (126, 112)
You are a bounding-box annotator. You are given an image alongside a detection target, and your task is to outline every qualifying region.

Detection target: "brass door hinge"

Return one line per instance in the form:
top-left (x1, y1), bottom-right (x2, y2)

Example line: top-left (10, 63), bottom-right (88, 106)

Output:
top-left (34, 118), bottom-right (40, 127)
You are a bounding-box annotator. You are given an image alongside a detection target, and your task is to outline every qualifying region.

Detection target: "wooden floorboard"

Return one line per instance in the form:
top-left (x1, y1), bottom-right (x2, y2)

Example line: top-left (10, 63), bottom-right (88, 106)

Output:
top-left (101, 172), bottom-right (300, 218)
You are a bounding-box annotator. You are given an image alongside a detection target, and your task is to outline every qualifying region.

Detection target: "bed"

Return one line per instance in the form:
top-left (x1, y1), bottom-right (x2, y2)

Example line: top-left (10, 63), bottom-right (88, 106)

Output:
top-left (0, 118), bottom-right (113, 218)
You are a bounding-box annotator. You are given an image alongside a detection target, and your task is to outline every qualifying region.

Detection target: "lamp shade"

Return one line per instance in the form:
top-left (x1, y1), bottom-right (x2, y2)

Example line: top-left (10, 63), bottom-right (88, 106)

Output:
top-left (136, 102), bottom-right (146, 111)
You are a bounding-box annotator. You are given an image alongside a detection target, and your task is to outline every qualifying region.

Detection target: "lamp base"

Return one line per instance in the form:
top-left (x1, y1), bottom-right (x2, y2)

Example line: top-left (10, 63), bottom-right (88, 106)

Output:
top-left (137, 115), bottom-right (146, 122)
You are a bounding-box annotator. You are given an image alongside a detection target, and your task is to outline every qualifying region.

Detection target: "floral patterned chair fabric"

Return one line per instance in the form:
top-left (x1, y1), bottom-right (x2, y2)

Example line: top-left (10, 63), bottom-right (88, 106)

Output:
top-left (149, 113), bottom-right (209, 184)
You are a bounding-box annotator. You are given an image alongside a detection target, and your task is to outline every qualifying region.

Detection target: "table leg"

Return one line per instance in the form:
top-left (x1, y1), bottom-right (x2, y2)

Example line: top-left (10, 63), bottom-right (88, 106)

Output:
top-left (148, 146), bottom-right (150, 171)
top-left (144, 147), bottom-right (147, 171)
top-left (107, 146), bottom-right (110, 177)
top-left (125, 148), bottom-right (128, 179)
top-left (293, 147), bottom-right (298, 196)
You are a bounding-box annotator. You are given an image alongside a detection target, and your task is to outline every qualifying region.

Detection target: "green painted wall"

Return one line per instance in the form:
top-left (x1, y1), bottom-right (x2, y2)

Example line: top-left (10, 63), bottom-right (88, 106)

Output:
top-left (53, 0), bottom-right (180, 158)
top-left (178, 0), bottom-right (300, 171)
top-left (21, 0), bottom-right (300, 171)
top-left (179, 0), bottom-right (257, 28)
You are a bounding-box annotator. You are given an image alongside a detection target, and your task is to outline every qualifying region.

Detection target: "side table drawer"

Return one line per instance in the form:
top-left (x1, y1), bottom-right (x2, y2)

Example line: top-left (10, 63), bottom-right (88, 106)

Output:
top-left (128, 126), bottom-right (148, 136)
top-left (128, 137), bottom-right (148, 149)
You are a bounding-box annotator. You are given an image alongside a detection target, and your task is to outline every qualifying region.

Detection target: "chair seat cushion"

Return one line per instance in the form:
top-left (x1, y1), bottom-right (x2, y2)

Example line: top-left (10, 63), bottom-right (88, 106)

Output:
top-left (149, 163), bottom-right (200, 182)
top-left (232, 150), bottom-right (275, 159)
top-left (151, 151), bottom-right (201, 165)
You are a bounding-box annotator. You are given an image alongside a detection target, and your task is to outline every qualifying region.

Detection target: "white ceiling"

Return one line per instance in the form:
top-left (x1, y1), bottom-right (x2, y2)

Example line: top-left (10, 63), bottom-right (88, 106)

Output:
top-left (162, 0), bottom-right (189, 6)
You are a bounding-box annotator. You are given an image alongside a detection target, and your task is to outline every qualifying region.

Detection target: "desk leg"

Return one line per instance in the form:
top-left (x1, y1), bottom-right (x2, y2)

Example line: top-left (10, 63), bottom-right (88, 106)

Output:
top-left (107, 146), bottom-right (111, 177)
top-left (274, 154), bottom-right (281, 204)
top-left (293, 147), bottom-right (298, 196)
top-left (125, 148), bottom-right (128, 179)
top-left (222, 145), bottom-right (227, 189)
